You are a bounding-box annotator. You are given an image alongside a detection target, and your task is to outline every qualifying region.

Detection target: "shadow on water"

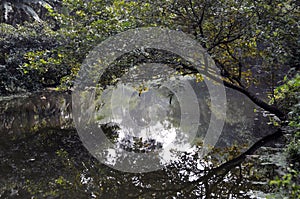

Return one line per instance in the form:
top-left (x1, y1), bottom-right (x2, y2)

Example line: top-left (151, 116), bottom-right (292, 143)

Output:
top-left (0, 89), bottom-right (285, 198)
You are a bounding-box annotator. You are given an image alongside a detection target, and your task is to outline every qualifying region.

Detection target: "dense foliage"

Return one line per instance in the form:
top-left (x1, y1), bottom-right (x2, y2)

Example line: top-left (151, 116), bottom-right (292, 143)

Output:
top-left (1, 0), bottom-right (299, 94)
top-left (268, 74), bottom-right (300, 198)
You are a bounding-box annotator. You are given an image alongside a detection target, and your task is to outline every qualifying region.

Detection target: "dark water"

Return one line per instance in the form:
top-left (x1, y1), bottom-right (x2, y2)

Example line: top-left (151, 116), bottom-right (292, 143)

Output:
top-left (0, 88), bottom-right (285, 198)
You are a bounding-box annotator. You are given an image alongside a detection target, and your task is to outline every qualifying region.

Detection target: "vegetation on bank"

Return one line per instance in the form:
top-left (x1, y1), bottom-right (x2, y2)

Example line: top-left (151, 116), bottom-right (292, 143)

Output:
top-left (268, 74), bottom-right (300, 198)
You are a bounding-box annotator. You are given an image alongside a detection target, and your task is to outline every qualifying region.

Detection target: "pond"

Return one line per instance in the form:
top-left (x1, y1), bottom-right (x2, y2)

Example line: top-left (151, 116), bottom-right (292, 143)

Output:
top-left (0, 85), bottom-right (285, 198)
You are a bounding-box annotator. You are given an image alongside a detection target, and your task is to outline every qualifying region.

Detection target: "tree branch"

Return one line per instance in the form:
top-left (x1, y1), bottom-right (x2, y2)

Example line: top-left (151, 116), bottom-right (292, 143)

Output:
top-left (181, 65), bottom-right (286, 120)
top-left (204, 71), bottom-right (286, 120)
top-left (184, 128), bottom-right (285, 193)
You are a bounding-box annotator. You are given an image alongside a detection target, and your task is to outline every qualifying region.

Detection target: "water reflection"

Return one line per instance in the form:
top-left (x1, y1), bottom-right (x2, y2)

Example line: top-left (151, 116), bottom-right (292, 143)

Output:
top-left (0, 126), bottom-right (283, 198)
top-left (0, 90), bottom-right (72, 135)
top-left (0, 87), bottom-right (281, 198)
top-left (95, 81), bottom-right (199, 168)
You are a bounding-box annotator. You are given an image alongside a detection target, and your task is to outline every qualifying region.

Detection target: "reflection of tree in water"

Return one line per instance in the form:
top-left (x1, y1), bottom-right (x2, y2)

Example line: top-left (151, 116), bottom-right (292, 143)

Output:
top-left (0, 90), bottom-right (284, 198)
top-left (119, 136), bottom-right (163, 153)
top-left (101, 122), bottom-right (163, 153)
top-left (94, 77), bottom-right (189, 157)
top-left (0, 126), bottom-right (282, 198)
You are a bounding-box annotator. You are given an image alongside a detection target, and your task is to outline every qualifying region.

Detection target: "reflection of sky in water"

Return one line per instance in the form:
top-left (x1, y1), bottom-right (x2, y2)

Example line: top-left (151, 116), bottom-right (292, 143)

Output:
top-left (94, 80), bottom-right (197, 166)
top-left (89, 63), bottom-right (259, 170)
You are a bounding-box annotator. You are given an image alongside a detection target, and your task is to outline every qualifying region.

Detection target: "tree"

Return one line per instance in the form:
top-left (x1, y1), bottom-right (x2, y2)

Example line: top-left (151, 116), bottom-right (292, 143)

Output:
top-left (30, 0), bottom-right (298, 119)
top-left (1, 0), bottom-right (299, 198)
top-left (1, 0), bottom-right (297, 130)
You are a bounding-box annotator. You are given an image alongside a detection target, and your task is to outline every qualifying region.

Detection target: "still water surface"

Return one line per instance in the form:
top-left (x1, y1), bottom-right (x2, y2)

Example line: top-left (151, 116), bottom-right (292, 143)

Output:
top-left (0, 87), bottom-right (284, 198)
